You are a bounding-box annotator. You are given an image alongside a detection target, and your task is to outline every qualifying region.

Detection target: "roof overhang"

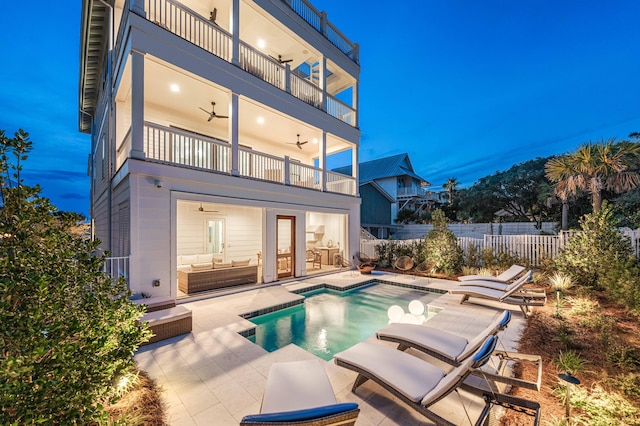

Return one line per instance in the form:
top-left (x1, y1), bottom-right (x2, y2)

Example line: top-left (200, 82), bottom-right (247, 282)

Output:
top-left (78, 0), bottom-right (111, 133)
top-left (362, 180), bottom-right (396, 203)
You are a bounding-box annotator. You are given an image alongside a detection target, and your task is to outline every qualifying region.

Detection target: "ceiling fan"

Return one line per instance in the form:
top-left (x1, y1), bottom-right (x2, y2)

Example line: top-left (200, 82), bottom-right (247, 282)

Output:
top-left (198, 101), bottom-right (228, 121)
top-left (275, 54), bottom-right (293, 64)
top-left (195, 203), bottom-right (218, 213)
top-left (287, 134), bottom-right (308, 150)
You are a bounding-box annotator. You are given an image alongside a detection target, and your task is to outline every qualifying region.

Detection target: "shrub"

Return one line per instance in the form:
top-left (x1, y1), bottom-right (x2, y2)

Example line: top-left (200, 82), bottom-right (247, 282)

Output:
top-left (554, 203), bottom-right (634, 289)
top-left (0, 129), bottom-right (151, 423)
top-left (422, 210), bottom-right (463, 275)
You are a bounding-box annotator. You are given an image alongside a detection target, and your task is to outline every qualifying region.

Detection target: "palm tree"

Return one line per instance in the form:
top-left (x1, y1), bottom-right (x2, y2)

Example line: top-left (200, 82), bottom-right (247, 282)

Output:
top-left (442, 177), bottom-right (459, 205)
top-left (545, 139), bottom-right (640, 225)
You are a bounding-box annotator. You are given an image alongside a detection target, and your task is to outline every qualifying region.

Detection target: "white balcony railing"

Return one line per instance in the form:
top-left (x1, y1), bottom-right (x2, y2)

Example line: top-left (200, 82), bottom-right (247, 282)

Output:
top-left (326, 170), bottom-right (356, 195)
top-left (136, 123), bottom-right (356, 196)
top-left (281, 0), bottom-right (359, 63)
top-left (102, 256), bottom-right (130, 287)
top-left (144, 122), bottom-right (231, 173)
top-left (239, 42), bottom-right (286, 90)
top-left (397, 187), bottom-right (427, 198)
top-left (238, 148), bottom-right (285, 183)
top-left (145, 0), bottom-right (232, 61)
top-left (290, 162), bottom-right (322, 190)
top-left (131, 0), bottom-right (357, 127)
top-left (116, 128), bottom-right (132, 171)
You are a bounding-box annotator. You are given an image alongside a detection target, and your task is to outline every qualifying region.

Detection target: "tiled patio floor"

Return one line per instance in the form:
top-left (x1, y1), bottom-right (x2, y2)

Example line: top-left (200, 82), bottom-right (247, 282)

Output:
top-left (134, 271), bottom-right (529, 425)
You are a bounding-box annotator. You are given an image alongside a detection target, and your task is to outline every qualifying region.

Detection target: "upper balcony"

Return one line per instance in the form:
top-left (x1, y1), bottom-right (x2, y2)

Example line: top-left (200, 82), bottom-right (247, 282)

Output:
top-left (110, 0), bottom-right (358, 127)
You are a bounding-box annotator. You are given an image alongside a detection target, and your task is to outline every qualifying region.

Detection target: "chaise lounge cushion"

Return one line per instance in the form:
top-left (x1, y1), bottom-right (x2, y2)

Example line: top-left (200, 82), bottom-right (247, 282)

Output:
top-left (334, 342), bottom-right (445, 403)
top-left (241, 403), bottom-right (358, 423)
top-left (232, 259), bottom-right (251, 267)
top-left (141, 305), bottom-right (192, 327)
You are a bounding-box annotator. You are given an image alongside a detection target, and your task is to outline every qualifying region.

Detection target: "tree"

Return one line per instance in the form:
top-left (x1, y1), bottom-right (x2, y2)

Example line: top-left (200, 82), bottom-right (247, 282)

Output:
top-left (545, 139), bottom-right (640, 215)
top-left (0, 129), bottom-right (150, 423)
top-left (457, 158), bottom-right (558, 228)
top-left (442, 177), bottom-right (459, 205)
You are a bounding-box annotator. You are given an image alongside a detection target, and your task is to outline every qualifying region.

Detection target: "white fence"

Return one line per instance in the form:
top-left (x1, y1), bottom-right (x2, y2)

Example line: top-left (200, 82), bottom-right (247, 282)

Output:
top-left (361, 229), bottom-right (640, 267)
top-left (102, 256), bottom-right (130, 287)
top-left (396, 222), bottom-right (558, 240)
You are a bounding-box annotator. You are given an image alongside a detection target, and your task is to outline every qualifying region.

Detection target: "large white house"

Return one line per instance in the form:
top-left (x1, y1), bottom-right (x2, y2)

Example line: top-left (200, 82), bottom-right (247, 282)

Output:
top-left (79, 0), bottom-right (361, 299)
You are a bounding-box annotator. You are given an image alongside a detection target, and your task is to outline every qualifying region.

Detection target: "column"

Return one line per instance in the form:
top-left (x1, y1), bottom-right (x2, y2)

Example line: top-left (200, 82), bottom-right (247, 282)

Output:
top-left (320, 56), bottom-right (327, 111)
top-left (321, 132), bottom-right (327, 192)
top-left (351, 144), bottom-right (358, 196)
top-left (229, 93), bottom-right (239, 176)
top-left (130, 50), bottom-right (145, 159)
top-left (231, 0), bottom-right (240, 66)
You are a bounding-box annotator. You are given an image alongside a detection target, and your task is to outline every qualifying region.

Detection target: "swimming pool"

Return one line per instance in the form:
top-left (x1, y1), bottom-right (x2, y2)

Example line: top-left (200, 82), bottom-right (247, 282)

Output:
top-left (247, 283), bottom-right (442, 360)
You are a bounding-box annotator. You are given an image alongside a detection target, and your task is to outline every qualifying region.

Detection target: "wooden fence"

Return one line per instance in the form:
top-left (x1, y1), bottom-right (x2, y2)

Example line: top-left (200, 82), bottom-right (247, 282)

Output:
top-left (360, 229), bottom-right (640, 267)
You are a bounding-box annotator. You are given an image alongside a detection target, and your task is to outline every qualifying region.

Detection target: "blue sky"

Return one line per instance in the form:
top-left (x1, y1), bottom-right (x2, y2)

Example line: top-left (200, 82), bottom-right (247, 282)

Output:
top-left (1, 1), bottom-right (639, 216)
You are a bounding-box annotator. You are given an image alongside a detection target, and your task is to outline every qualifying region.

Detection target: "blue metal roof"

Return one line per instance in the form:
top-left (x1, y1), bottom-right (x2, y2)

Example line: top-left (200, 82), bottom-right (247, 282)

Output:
top-left (333, 153), bottom-right (431, 185)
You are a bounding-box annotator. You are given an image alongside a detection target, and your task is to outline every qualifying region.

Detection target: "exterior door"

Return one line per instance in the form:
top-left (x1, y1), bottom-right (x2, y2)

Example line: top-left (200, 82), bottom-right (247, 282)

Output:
top-left (276, 216), bottom-right (295, 279)
top-left (207, 218), bottom-right (225, 263)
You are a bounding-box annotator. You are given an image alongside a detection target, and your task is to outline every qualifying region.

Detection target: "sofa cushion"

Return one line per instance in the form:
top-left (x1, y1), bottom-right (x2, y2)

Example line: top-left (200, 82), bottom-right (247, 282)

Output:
top-left (180, 255), bottom-right (198, 266)
top-left (213, 262), bottom-right (232, 269)
top-left (197, 254), bottom-right (213, 264)
top-left (191, 263), bottom-right (213, 272)
top-left (232, 259), bottom-right (251, 267)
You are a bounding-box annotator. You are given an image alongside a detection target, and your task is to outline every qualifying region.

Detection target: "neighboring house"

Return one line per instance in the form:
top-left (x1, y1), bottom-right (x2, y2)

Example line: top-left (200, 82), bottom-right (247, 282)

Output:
top-left (79, 0), bottom-right (360, 298)
top-left (333, 153), bottom-right (430, 238)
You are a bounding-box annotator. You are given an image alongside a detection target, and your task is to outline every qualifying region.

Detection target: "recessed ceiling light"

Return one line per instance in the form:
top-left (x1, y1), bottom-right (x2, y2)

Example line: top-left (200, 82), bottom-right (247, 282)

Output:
top-left (257, 39), bottom-right (266, 49)
top-left (170, 84), bottom-right (180, 93)
top-left (312, 138), bottom-right (318, 144)
top-left (257, 116), bottom-right (265, 124)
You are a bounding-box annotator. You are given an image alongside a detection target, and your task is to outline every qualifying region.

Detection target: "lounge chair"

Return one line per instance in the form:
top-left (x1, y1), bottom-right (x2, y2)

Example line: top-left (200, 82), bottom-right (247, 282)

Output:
top-left (240, 359), bottom-right (359, 426)
top-left (449, 273), bottom-right (547, 317)
top-left (458, 264), bottom-right (526, 283)
top-left (457, 269), bottom-right (535, 291)
top-left (376, 310), bottom-right (542, 391)
top-left (334, 336), bottom-right (540, 425)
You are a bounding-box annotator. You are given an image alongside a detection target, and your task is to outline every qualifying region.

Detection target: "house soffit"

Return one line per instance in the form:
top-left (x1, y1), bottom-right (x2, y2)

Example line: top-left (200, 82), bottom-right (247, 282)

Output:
top-left (79, 0), bottom-right (111, 133)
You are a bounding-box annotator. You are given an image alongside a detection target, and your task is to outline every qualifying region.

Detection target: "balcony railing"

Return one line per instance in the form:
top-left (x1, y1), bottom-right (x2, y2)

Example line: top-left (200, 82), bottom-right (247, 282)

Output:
top-left (137, 123), bottom-right (356, 196)
top-left (145, 0), bottom-right (232, 61)
top-left (281, 0), bottom-right (359, 63)
top-left (132, 0), bottom-right (357, 127)
top-left (397, 187), bottom-right (427, 198)
top-left (116, 128), bottom-right (132, 170)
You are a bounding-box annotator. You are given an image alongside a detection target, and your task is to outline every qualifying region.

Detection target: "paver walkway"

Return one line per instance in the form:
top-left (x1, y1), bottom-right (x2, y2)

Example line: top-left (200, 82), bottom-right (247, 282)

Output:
top-left (134, 271), bottom-right (528, 425)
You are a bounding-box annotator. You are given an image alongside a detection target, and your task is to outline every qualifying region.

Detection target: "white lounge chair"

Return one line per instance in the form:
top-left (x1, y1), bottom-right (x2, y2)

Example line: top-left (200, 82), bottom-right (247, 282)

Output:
top-left (449, 274), bottom-right (547, 317)
top-left (376, 310), bottom-right (542, 391)
top-left (458, 264), bottom-right (526, 283)
top-left (240, 360), bottom-right (359, 426)
top-left (334, 336), bottom-right (540, 425)
top-left (457, 269), bottom-right (539, 292)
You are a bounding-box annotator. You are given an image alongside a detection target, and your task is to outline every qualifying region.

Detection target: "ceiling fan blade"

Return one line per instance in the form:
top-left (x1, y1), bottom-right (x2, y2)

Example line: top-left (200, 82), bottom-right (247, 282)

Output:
top-left (207, 115), bottom-right (214, 122)
top-left (214, 114), bottom-right (229, 119)
top-left (299, 141), bottom-right (308, 145)
top-left (199, 107), bottom-right (210, 114)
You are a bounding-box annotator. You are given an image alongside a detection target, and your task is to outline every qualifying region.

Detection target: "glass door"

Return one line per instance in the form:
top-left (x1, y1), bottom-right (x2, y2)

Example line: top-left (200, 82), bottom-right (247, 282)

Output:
top-left (207, 219), bottom-right (225, 263)
top-left (276, 216), bottom-right (295, 279)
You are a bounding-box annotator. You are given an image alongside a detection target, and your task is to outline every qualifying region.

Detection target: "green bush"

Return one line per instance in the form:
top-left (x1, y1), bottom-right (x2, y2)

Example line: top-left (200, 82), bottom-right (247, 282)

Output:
top-left (0, 130), bottom-right (151, 424)
top-left (422, 210), bottom-right (463, 275)
top-left (555, 203), bottom-right (634, 289)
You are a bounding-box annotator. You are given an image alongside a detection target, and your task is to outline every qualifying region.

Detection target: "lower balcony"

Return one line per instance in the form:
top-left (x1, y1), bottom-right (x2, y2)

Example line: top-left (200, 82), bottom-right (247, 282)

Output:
top-left (117, 122), bottom-right (357, 196)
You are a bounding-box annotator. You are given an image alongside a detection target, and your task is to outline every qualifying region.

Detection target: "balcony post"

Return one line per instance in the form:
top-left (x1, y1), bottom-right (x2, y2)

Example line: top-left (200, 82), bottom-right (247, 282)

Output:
top-left (231, 0), bottom-right (240, 66)
top-left (321, 132), bottom-right (327, 192)
top-left (352, 144), bottom-right (359, 197)
top-left (130, 50), bottom-right (146, 160)
top-left (229, 93), bottom-right (239, 176)
top-left (354, 80), bottom-right (359, 128)
top-left (284, 156), bottom-right (291, 185)
top-left (320, 11), bottom-right (327, 36)
top-left (285, 64), bottom-right (291, 93)
top-left (320, 56), bottom-right (327, 112)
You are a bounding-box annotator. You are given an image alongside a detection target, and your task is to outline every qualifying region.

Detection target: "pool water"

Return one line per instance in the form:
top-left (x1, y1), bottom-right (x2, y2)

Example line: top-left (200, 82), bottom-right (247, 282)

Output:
top-left (247, 283), bottom-right (441, 360)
